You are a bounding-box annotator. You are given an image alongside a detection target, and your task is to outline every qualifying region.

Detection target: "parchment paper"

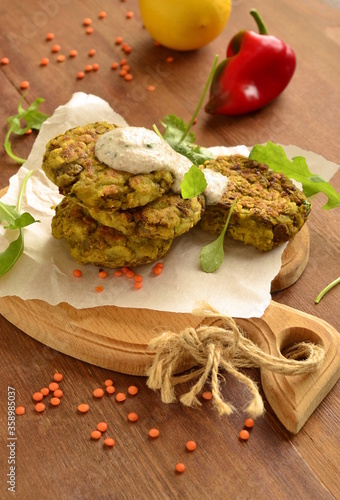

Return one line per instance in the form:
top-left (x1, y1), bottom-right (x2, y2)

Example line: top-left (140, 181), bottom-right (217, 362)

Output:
top-left (0, 93), bottom-right (338, 318)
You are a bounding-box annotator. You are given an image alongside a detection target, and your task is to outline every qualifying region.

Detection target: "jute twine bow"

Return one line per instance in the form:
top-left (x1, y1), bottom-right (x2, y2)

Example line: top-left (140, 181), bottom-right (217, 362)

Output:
top-left (146, 304), bottom-right (325, 419)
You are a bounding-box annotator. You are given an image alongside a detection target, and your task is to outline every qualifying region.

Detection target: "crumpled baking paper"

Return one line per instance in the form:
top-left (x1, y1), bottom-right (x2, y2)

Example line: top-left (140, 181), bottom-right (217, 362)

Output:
top-left (0, 93), bottom-right (338, 318)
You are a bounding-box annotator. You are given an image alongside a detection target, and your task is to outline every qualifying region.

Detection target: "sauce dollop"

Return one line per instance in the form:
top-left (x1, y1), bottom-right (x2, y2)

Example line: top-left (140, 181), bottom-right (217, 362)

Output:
top-left (95, 127), bottom-right (228, 204)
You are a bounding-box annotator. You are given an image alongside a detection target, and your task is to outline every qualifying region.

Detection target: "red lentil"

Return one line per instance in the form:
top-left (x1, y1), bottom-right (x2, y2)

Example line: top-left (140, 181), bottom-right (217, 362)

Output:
top-left (83, 17), bottom-right (92, 26)
top-left (186, 440), bottom-right (197, 451)
top-left (104, 379), bottom-right (114, 387)
top-left (91, 430), bottom-right (102, 440)
top-left (92, 63), bottom-right (100, 71)
top-left (98, 11), bottom-right (107, 19)
top-left (53, 373), bottom-right (63, 382)
top-left (1, 57), bottom-right (10, 65)
top-left (104, 438), bottom-right (115, 447)
top-left (53, 389), bottom-right (63, 398)
top-left (106, 385), bottom-right (116, 395)
top-left (77, 71), bottom-right (85, 80)
top-left (152, 265), bottom-right (162, 276)
top-left (86, 27), bottom-right (94, 34)
top-left (35, 402), bottom-right (46, 413)
top-left (20, 81), bottom-right (30, 90)
top-left (127, 385), bottom-right (138, 396)
top-left (49, 382), bottom-right (59, 392)
top-left (134, 282), bottom-right (143, 290)
top-left (244, 418), bottom-right (255, 428)
top-left (73, 269), bottom-right (82, 277)
top-left (15, 406), bottom-right (26, 416)
top-left (111, 62), bottom-right (119, 70)
top-left (51, 397), bottom-right (61, 406)
top-left (147, 85), bottom-right (155, 92)
top-left (25, 129), bottom-right (32, 135)
top-left (134, 275), bottom-right (143, 283)
top-left (166, 56), bottom-right (174, 63)
top-left (148, 428), bottom-right (160, 438)
top-left (98, 270), bottom-right (108, 278)
top-left (40, 57), bottom-right (49, 66)
top-left (115, 392), bottom-right (126, 403)
top-left (57, 55), bottom-right (66, 63)
top-left (202, 391), bottom-right (213, 400)
top-left (125, 269), bottom-right (135, 278)
top-left (32, 392), bottom-right (44, 402)
top-left (239, 429), bottom-right (250, 441)
top-left (78, 403), bottom-right (90, 413)
top-left (46, 32), bottom-right (55, 41)
top-left (95, 285), bottom-right (104, 293)
top-left (69, 49), bottom-right (78, 57)
top-left (93, 388), bottom-right (104, 398)
top-left (127, 412), bottom-right (139, 422)
top-left (85, 64), bottom-right (93, 72)
top-left (88, 48), bottom-right (96, 57)
top-left (40, 387), bottom-right (49, 396)
top-left (115, 37), bottom-right (123, 45)
top-left (126, 11), bottom-right (134, 19)
top-left (97, 422), bottom-right (108, 432)
top-left (175, 463), bottom-right (186, 473)
top-left (52, 44), bottom-right (61, 53)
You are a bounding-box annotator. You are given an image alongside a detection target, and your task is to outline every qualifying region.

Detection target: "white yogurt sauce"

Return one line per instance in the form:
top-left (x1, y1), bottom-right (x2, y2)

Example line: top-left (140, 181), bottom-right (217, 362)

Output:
top-left (95, 126), bottom-right (228, 204)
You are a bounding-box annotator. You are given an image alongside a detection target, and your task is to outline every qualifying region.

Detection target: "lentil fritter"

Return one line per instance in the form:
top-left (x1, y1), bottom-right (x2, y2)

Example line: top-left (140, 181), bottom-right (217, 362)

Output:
top-left (42, 122), bottom-right (174, 210)
top-left (199, 155), bottom-right (311, 251)
top-left (52, 196), bottom-right (174, 268)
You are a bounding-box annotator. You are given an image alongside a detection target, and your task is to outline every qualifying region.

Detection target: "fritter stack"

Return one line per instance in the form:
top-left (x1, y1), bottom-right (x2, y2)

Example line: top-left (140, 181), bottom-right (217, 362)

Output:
top-left (42, 122), bottom-right (205, 268)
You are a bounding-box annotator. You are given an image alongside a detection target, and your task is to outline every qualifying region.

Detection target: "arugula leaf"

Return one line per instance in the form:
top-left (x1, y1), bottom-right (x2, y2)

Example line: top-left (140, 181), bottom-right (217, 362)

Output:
top-left (0, 170), bottom-right (40, 277)
top-left (181, 165), bottom-right (207, 199)
top-left (4, 95), bottom-right (49, 164)
top-left (249, 142), bottom-right (340, 210)
top-left (200, 199), bottom-right (237, 273)
top-left (161, 114), bottom-right (214, 167)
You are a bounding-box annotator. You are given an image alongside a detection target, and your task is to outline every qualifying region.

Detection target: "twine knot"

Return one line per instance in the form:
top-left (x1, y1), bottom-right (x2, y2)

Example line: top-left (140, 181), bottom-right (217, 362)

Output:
top-left (146, 304), bottom-right (325, 419)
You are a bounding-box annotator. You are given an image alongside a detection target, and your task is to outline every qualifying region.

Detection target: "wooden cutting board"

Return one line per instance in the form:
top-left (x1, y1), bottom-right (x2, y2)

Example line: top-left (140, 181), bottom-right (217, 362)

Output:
top-left (1, 185), bottom-right (340, 433)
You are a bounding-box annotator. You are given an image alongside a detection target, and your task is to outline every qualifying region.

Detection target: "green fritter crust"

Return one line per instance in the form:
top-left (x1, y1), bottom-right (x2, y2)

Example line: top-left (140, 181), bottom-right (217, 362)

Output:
top-left (199, 155), bottom-right (311, 252)
top-left (52, 196), bottom-right (174, 268)
top-left (42, 122), bottom-right (174, 210)
top-left (84, 193), bottom-right (205, 240)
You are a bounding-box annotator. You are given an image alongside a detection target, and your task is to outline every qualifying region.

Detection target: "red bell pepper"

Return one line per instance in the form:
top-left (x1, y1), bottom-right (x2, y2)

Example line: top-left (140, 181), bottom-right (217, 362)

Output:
top-left (205, 9), bottom-right (296, 115)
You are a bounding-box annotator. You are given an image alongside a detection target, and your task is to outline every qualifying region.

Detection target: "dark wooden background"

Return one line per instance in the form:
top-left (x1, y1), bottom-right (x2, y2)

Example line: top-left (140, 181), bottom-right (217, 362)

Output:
top-left (0, 0), bottom-right (339, 498)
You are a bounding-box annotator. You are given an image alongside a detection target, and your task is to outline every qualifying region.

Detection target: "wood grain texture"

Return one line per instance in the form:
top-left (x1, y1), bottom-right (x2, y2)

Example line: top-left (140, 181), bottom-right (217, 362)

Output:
top-left (0, 0), bottom-right (339, 498)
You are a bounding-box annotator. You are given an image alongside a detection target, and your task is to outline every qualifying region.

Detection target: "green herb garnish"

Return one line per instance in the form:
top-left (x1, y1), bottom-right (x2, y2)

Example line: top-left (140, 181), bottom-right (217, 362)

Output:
top-left (180, 164), bottom-right (207, 199)
top-left (315, 277), bottom-right (340, 304)
top-left (200, 198), bottom-right (237, 273)
top-left (0, 170), bottom-right (40, 277)
top-left (249, 142), bottom-right (340, 210)
top-left (4, 95), bottom-right (49, 164)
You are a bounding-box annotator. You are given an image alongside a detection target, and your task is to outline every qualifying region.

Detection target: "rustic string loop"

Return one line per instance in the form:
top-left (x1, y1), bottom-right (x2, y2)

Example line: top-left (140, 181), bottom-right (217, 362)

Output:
top-left (146, 304), bottom-right (325, 419)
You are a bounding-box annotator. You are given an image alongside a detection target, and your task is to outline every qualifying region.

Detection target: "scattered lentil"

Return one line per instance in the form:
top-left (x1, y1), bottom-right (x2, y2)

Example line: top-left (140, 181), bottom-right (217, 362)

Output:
top-left (85, 64), bottom-right (93, 72)
top-left (127, 412), bottom-right (139, 422)
top-left (152, 265), bottom-right (162, 276)
top-left (98, 270), bottom-right (108, 278)
top-left (51, 397), bottom-right (61, 406)
top-left (52, 44), bottom-right (61, 53)
top-left (1, 57), bottom-right (10, 65)
top-left (93, 388), bottom-right (105, 398)
top-left (97, 422), bottom-right (108, 432)
top-left (83, 17), bottom-right (92, 26)
top-left (32, 392), bottom-right (44, 402)
top-left (115, 37), bottom-right (123, 45)
top-left (115, 392), bottom-right (126, 403)
top-left (95, 285), bottom-right (104, 293)
top-left (69, 50), bottom-right (78, 57)
top-left (40, 57), bottom-right (49, 66)
top-left (54, 389), bottom-right (63, 398)
top-left (98, 11), bottom-right (107, 19)
top-left (166, 56), bottom-right (174, 63)
top-left (244, 418), bottom-right (255, 428)
top-left (57, 55), bottom-right (66, 63)
top-left (25, 129), bottom-right (32, 135)
top-left (91, 430), bottom-right (102, 440)
top-left (148, 428), bottom-right (160, 438)
top-left (49, 382), bottom-right (59, 392)
top-left (111, 62), bottom-right (119, 70)
top-left (77, 71), bottom-right (85, 80)
top-left (134, 282), bottom-right (143, 290)
top-left (106, 385), bottom-right (116, 395)
top-left (202, 391), bottom-right (213, 400)
top-left (104, 379), bottom-right (114, 387)
top-left (175, 463), bottom-right (186, 473)
top-left (239, 429), bottom-right (250, 441)
top-left (186, 440), bottom-right (197, 451)
top-left (20, 81), bottom-right (30, 90)
top-left (78, 403), bottom-right (90, 413)
top-left (88, 48), bottom-right (96, 57)
top-left (92, 63), bottom-right (100, 71)
top-left (104, 438), bottom-right (115, 447)
top-left (46, 32), bottom-right (55, 41)
top-left (126, 11), bottom-right (134, 19)
top-left (86, 27), bottom-right (94, 34)
top-left (125, 269), bottom-right (135, 278)
top-left (53, 373), bottom-right (63, 382)
top-left (35, 402), bottom-right (46, 413)
top-left (147, 85), bottom-right (155, 92)
top-left (127, 385), bottom-right (138, 396)
top-left (73, 269), bottom-right (82, 278)
top-left (40, 387), bottom-right (50, 396)
top-left (15, 406), bottom-right (26, 416)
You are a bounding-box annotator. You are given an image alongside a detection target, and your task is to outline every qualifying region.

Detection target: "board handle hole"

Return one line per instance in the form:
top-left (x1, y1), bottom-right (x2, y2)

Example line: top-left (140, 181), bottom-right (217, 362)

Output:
top-left (279, 327), bottom-right (323, 361)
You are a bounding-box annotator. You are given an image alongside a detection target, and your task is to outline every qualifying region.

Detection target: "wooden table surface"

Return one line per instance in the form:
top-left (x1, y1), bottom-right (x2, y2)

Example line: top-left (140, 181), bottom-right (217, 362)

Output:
top-left (1, 0), bottom-right (340, 498)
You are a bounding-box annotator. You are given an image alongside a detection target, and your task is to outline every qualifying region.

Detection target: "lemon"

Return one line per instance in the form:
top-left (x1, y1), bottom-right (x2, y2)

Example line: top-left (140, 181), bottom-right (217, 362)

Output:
top-left (138, 0), bottom-right (232, 51)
